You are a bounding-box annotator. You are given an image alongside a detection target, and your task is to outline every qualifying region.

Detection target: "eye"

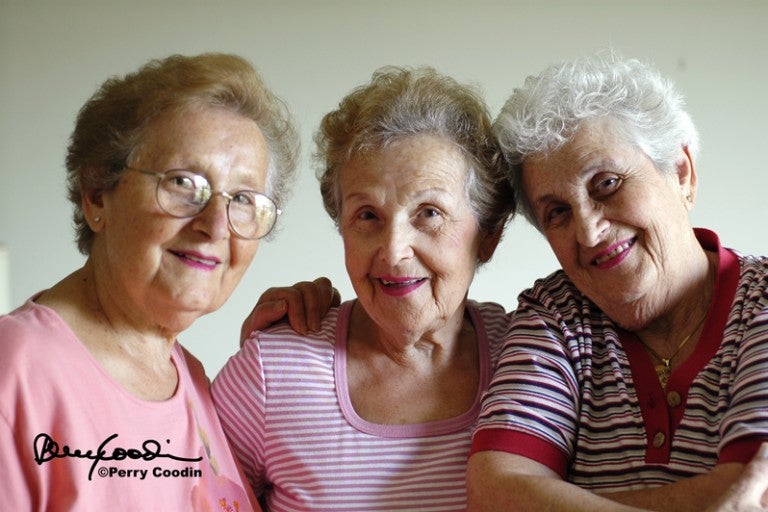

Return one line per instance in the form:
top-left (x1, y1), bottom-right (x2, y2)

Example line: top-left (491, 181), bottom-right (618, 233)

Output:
top-left (418, 206), bottom-right (442, 219)
top-left (342, 207), bottom-right (380, 234)
top-left (165, 173), bottom-right (196, 190)
top-left (162, 170), bottom-right (205, 190)
top-left (160, 170), bottom-right (211, 204)
top-left (414, 205), bottom-right (445, 230)
top-left (590, 173), bottom-right (622, 198)
top-left (231, 191), bottom-right (255, 206)
top-left (357, 208), bottom-right (378, 221)
top-left (542, 203), bottom-right (570, 227)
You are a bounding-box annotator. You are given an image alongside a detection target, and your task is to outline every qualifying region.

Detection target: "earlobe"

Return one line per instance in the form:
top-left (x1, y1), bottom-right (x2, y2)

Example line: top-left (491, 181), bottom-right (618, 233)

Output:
top-left (81, 177), bottom-right (106, 231)
top-left (676, 145), bottom-right (697, 208)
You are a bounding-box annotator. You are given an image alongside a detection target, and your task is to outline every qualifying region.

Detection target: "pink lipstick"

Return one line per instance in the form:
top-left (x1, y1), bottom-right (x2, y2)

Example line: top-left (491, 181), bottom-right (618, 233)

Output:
top-left (171, 250), bottom-right (220, 271)
top-left (592, 238), bottom-right (635, 269)
top-left (377, 276), bottom-right (427, 297)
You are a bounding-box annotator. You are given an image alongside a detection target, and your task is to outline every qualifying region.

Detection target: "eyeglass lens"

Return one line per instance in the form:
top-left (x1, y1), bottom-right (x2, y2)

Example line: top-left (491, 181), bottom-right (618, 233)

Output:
top-left (156, 169), bottom-right (277, 239)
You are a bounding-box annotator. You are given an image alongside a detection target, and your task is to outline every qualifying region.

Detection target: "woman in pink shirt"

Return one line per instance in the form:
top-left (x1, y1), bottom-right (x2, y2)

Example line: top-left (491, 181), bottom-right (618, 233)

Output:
top-left (212, 66), bottom-right (516, 511)
top-left (0, 52), bottom-right (298, 511)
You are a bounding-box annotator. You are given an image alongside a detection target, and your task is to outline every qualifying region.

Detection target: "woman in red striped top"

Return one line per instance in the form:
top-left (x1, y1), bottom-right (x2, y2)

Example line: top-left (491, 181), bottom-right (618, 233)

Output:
top-left (468, 51), bottom-right (768, 512)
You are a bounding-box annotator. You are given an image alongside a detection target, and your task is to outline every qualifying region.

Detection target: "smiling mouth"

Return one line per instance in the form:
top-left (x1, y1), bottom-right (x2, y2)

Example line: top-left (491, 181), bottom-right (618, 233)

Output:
top-left (593, 238), bottom-right (636, 266)
top-left (379, 278), bottom-right (426, 287)
top-left (172, 251), bottom-right (219, 268)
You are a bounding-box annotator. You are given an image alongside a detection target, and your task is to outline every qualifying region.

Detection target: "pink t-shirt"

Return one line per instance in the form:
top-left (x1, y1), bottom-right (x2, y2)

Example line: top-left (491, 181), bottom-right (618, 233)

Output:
top-left (0, 297), bottom-right (259, 511)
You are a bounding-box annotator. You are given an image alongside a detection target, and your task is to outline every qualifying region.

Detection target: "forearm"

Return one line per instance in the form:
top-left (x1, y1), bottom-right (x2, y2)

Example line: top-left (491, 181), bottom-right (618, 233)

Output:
top-left (467, 453), bottom-right (745, 512)
top-left (467, 452), bottom-right (647, 512)
top-left (469, 474), bottom-right (648, 512)
top-left (604, 463), bottom-right (744, 512)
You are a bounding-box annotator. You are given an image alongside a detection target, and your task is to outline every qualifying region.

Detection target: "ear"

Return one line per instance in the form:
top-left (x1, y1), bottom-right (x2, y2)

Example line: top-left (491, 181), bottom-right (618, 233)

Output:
top-left (676, 145), bottom-right (697, 210)
top-left (80, 176), bottom-right (106, 232)
top-left (478, 228), bottom-right (503, 264)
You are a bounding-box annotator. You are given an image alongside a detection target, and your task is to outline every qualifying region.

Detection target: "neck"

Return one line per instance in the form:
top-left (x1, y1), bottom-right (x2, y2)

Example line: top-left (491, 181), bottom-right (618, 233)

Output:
top-left (634, 249), bottom-right (717, 357)
top-left (36, 262), bottom-right (181, 401)
top-left (349, 301), bottom-right (472, 366)
top-left (40, 261), bottom-right (178, 358)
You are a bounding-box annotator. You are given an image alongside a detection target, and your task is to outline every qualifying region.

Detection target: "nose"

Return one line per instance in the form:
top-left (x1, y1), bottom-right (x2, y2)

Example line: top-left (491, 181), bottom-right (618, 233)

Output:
top-left (192, 193), bottom-right (231, 240)
top-left (377, 217), bottom-right (414, 265)
top-left (574, 203), bottom-right (608, 247)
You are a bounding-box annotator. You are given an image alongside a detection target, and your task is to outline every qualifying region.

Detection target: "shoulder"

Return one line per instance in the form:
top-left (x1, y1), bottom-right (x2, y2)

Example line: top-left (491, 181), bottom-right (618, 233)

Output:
top-left (721, 250), bottom-right (768, 323)
top-left (0, 298), bottom-right (72, 369)
top-left (215, 301), bottom-right (350, 384)
top-left (516, 269), bottom-right (600, 322)
top-left (468, 299), bottom-right (509, 318)
top-left (467, 299), bottom-right (512, 338)
top-left (0, 298), bottom-right (89, 425)
top-left (709, 233), bottom-right (768, 306)
top-left (247, 300), bottom-right (349, 350)
top-left (506, 272), bottom-right (614, 360)
top-left (1, 296), bottom-right (62, 336)
top-left (520, 269), bottom-right (582, 303)
top-left (727, 251), bottom-right (768, 335)
top-left (736, 252), bottom-right (768, 287)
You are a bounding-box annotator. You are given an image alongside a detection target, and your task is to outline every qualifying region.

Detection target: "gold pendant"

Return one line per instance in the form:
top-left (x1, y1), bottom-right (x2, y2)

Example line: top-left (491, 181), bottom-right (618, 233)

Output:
top-left (655, 364), bottom-right (670, 389)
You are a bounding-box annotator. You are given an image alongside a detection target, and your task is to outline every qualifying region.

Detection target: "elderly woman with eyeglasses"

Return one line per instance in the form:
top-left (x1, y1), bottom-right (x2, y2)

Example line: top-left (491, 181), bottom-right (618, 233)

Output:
top-left (0, 53), bottom-right (297, 511)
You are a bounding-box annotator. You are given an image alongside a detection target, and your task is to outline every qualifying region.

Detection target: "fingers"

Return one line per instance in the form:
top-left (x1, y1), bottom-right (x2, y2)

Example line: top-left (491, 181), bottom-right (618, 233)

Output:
top-left (286, 277), bottom-right (338, 334)
top-left (240, 299), bottom-right (288, 346)
top-left (243, 277), bottom-right (340, 344)
top-left (330, 284), bottom-right (342, 308)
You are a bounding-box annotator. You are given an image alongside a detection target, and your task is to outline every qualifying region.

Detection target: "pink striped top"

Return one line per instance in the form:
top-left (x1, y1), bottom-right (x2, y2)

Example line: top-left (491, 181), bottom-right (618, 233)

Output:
top-left (212, 299), bottom-right (510, 511)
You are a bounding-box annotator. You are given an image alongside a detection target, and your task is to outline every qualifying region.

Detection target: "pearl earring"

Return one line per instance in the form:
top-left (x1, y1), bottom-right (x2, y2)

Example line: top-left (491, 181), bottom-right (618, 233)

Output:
top-left (94, 216), bottom-right (101, 223)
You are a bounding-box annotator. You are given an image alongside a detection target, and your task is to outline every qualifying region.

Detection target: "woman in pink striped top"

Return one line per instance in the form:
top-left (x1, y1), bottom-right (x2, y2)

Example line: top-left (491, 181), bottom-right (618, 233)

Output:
top-left (212, 66), bottom-right (516, 511)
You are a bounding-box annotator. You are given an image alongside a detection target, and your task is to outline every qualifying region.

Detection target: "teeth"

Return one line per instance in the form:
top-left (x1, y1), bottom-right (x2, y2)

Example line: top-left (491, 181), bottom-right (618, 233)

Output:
top-left (595, 241), bottom-right (633, 265)
top-left (184, 254), bottom-right (216, 266)
top-left (381, 278), bottom-right (421, 286)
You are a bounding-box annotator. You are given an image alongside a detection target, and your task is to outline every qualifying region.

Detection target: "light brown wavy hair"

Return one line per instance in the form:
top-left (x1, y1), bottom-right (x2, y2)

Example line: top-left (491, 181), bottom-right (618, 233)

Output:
top-left (66, 52), bottom-right (300, 254)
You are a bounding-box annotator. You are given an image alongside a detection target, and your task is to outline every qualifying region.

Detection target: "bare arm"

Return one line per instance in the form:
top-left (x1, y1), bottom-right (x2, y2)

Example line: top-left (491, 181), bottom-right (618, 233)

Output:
top-left (605, 462), bottom-right (743, 511)
top-left (703, 444), bottom-right (768, 512)
top-left (240, 277), bottom-right (340, 343)
top-left (467, 451), bottom-right (745, 512)
top-left (467, 451), bottom-right (646, 512)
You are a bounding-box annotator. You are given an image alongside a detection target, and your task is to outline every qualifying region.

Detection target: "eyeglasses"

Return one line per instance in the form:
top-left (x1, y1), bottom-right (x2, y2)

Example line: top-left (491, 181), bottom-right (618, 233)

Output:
top-left (127, 167), bottom-right (281, 240)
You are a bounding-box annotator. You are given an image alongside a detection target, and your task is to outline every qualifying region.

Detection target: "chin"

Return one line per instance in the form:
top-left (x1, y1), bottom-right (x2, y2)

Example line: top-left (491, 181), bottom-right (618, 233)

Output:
top-left (167, 297), bottom-right (220, 323)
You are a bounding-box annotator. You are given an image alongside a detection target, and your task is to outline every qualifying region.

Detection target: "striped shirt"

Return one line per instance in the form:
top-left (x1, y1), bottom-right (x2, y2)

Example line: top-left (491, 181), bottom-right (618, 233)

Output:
top-left (472, 229), bottom-right (768, 491)
top-left (212, 299), bottom-right (510, 511)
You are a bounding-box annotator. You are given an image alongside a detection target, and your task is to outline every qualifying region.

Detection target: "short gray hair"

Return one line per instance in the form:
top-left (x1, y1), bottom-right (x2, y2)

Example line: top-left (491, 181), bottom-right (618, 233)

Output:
top-left (315, 65), bottom-right (514, 239)
top-left (494, 50), bottom-right (699, 228)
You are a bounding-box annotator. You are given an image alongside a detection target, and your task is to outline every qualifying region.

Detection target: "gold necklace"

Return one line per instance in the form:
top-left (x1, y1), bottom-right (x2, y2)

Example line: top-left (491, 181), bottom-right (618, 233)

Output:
top-left (641, 312), bottom-right (708, 389)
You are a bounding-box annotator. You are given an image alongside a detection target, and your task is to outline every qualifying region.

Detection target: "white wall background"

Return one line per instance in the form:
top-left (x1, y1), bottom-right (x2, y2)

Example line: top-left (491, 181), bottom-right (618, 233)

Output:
top-left (1, 0), bottom-right (766, 376)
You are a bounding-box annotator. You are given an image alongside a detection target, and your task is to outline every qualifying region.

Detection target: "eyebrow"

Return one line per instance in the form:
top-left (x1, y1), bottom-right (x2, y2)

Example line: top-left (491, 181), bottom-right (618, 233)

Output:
top-left (529, 158), bottom-right (621, 209)
top-left (343, 186), bottom-right (453, 204)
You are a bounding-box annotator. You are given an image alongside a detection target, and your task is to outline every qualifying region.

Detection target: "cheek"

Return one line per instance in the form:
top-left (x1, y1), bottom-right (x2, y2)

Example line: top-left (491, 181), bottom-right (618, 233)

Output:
top-left (216, 243), bottom-right (259, 302)
top-left (430, 240), bottom-right (475, 280)
top-left (108, 214), bottom-right (174, 262)
top-left (545, 234), bottom-right (576, 268)
top-left (342, 233), bottom-right (368, 274)
top-left (230, 241), bottom-right (259, 271)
